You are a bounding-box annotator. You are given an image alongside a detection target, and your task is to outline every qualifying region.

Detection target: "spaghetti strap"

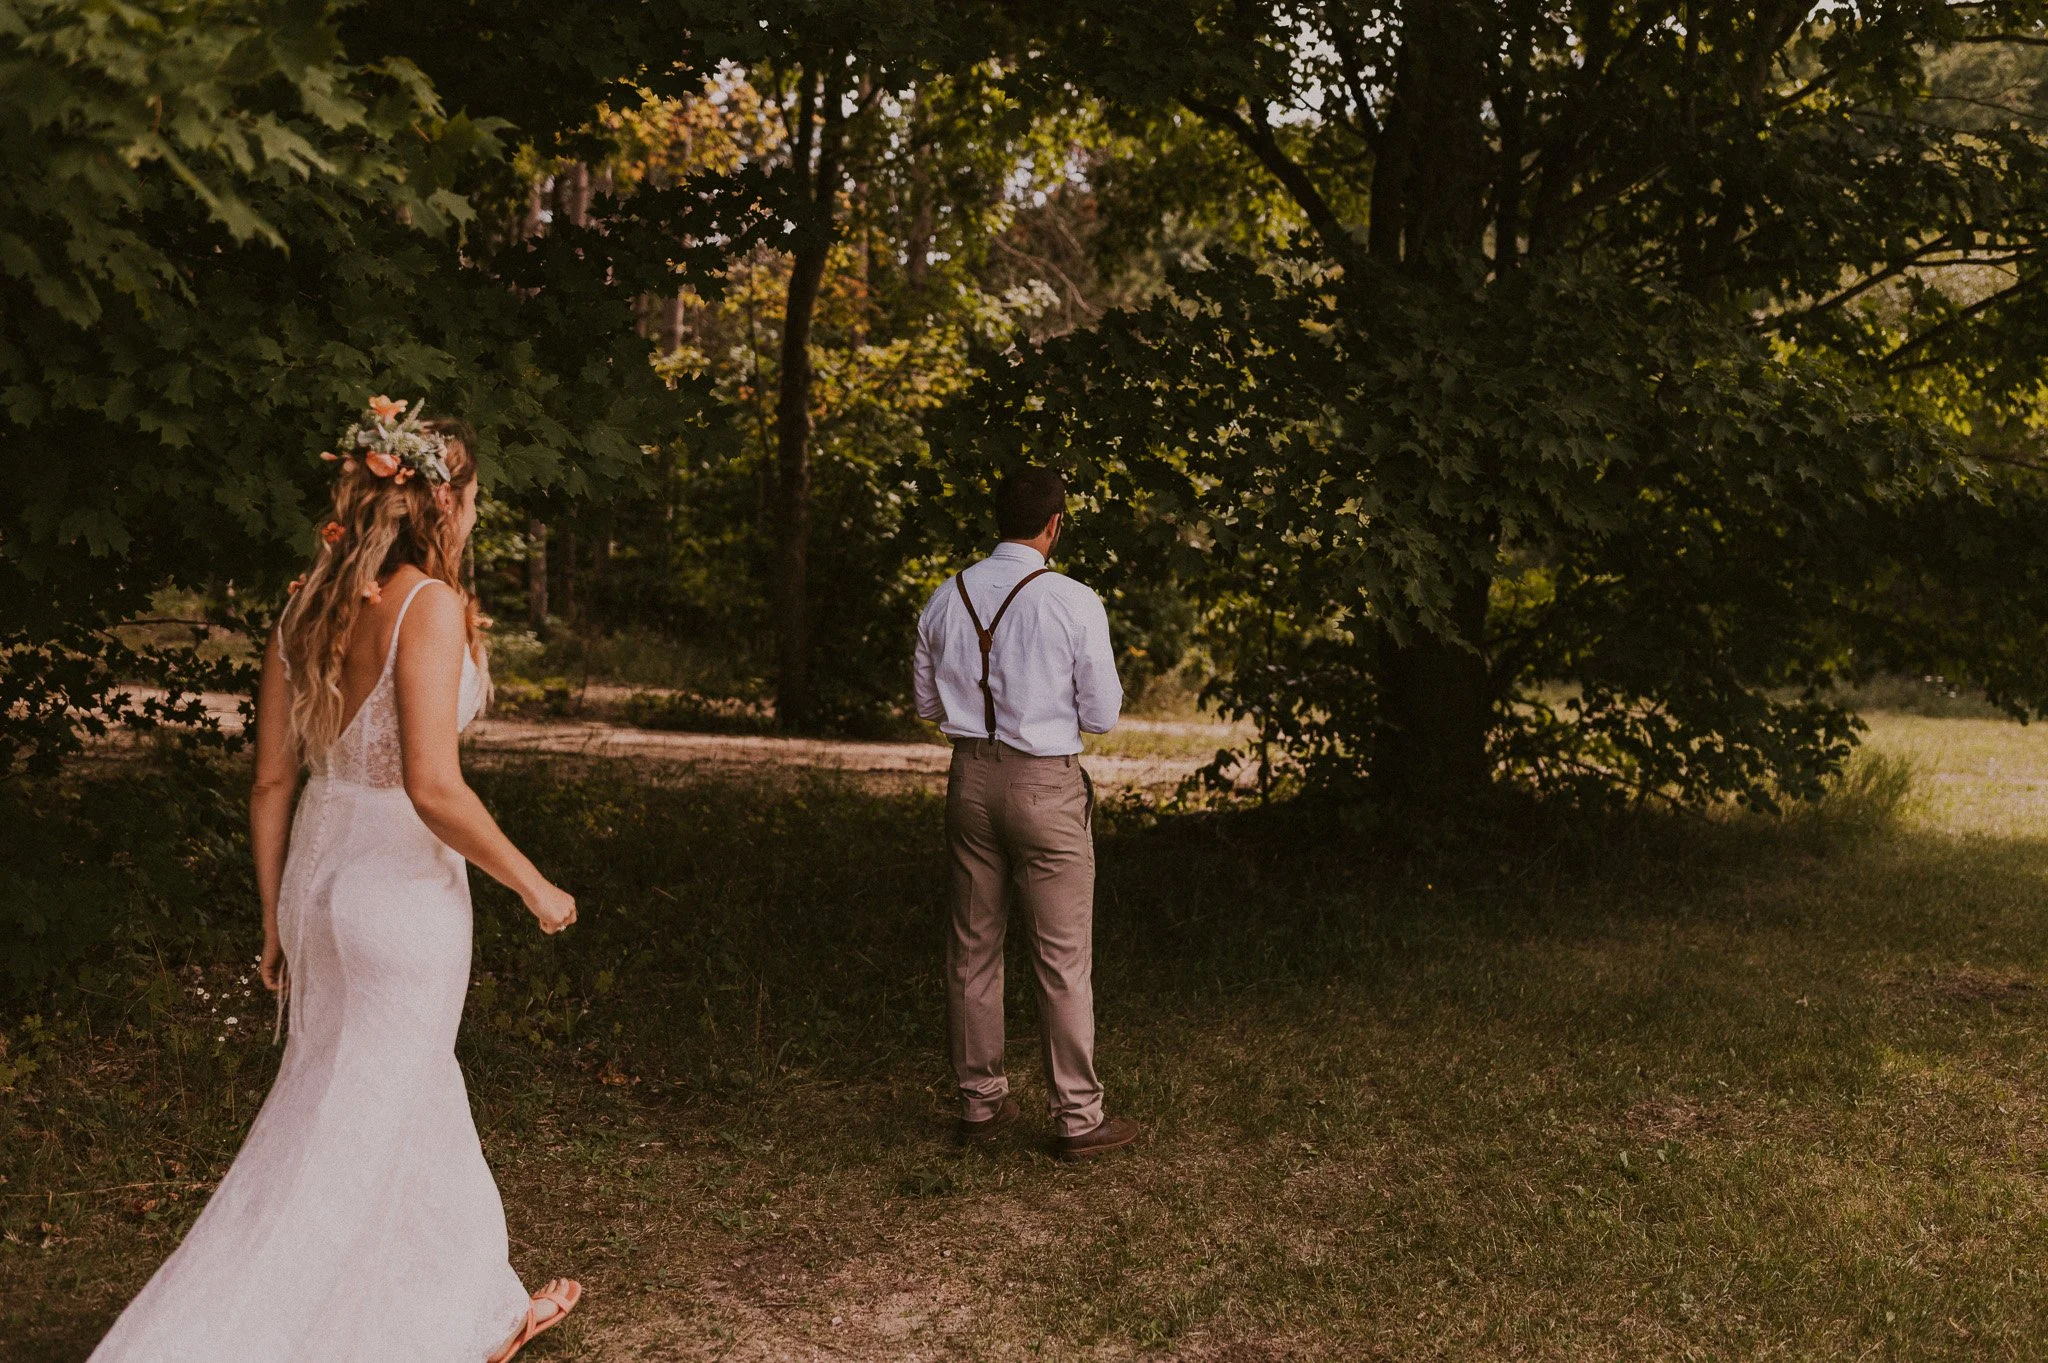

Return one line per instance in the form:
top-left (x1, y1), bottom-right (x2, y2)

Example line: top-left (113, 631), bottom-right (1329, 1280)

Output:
top-left (382, 578), bottom-right (443, 676)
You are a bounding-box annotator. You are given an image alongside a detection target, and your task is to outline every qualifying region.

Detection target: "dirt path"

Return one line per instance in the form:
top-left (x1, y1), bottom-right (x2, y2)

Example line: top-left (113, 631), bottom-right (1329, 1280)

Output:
top-left (466, 718), bottom-right (1203, 788)
top-left (153, 691), bottom-right (1213, 789)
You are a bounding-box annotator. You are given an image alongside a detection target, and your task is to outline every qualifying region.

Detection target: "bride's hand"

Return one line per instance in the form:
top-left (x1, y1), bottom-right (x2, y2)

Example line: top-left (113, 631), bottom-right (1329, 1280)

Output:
top-left (259, 931), bottom-right (285, 994)
top-left (524, 882), bottom-right (578, 935)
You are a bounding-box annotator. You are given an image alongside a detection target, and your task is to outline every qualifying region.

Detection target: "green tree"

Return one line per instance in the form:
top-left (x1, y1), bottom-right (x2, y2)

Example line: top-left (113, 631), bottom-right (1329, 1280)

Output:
top-left (703, 9), bottom-right (999, 728)
top-left (354, 0), bottom-right (1000, 727)
top-left (537, 57), bottom-right (1115, 729)
top-left (0, 0), bottom-right (679, 771)
top-left (948, 0), bottom-right (2048, 807)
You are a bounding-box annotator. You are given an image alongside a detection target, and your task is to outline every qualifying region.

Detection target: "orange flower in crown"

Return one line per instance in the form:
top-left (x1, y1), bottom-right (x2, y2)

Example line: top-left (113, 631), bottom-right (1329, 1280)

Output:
top-left (320, 521), bottom-right (346, 545)
top-left (332, 394), bottom-right (451, 485)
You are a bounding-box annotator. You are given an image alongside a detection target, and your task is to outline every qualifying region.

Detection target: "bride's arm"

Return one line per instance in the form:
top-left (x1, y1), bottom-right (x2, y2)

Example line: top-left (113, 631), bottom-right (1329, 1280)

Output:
top-left (394, 585), bottom-right (577, 934)
top-left (250, 633), bottom-right (299, 992)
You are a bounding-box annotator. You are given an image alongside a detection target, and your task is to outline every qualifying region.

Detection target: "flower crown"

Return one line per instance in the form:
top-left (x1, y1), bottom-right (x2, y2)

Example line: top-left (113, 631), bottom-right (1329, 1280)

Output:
top-left (319, 395), bottom-right (451, 485)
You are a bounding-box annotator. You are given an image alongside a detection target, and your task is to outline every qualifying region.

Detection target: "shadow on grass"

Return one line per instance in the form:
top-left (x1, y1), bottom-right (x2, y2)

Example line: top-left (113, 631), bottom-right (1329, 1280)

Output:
top-left (10, 749), bottom-right (2048, 1359)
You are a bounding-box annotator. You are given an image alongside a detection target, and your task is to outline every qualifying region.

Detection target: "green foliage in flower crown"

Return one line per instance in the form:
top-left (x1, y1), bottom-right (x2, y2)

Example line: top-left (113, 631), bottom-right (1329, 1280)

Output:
top-left (340, 397), bottom-right (453, 484)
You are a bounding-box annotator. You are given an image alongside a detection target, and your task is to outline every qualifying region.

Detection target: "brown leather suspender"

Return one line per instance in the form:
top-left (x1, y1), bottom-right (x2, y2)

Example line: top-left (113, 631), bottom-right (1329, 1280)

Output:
top-left (955, 567), bottom-right (1052, 740)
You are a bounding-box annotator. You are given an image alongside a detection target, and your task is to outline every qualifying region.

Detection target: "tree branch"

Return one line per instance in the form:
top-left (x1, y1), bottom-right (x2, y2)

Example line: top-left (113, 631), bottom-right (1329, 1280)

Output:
top-left (1880, 273), bottom-right (2044, 370)
top-left (789, 63), bottom-right (817, 209)
top-left (1180, 94), bottom-right (1358, 260)
top-left (1526, 8), bottom-right (1666, 254)
top-left (1967, 449), bottom-right (2048, 473)
top-left (1781, 233), bottom-right (1954, 319)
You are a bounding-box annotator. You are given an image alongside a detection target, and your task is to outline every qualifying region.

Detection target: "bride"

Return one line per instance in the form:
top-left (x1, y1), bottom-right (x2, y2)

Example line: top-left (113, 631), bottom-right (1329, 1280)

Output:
top-left (91, 398), bottom-right (583, 1363)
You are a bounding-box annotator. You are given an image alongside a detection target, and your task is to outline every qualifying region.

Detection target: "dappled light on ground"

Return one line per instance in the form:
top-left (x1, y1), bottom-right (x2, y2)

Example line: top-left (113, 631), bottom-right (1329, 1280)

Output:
top-left (10, 716), bottom-right (2048, 1359)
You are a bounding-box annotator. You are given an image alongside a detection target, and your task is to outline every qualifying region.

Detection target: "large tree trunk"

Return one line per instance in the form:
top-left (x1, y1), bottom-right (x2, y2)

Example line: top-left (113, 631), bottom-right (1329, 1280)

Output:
top-left (773, 238), bottom-right (829, 726)
top-left (1365, 2), bottom-right (1499, 806)
top-left (770, 60), bottom-right (849, 730)
top-left (1373, 577), bottom-right (1493, 806)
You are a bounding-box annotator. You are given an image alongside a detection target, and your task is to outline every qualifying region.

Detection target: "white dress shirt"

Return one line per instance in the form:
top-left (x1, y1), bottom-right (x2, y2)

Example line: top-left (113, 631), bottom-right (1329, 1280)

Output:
top-left (914, 542), bottom-right (1123, 756)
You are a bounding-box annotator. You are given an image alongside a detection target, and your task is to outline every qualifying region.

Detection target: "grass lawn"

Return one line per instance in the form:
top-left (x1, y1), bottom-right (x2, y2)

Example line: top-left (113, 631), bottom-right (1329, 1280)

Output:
top-left (9, 714), bottom-right (2048, 1359)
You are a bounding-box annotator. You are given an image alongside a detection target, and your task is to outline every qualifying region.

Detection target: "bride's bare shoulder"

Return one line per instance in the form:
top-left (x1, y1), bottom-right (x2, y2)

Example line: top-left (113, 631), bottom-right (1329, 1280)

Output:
top-left (398, 577), bottom-right (465, 641)
top-left (390, 582), bottom-right (468, 710)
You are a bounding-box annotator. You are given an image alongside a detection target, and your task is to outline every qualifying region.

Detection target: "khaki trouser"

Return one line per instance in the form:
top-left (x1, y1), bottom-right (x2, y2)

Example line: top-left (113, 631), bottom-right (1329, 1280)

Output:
top-left (945, 738), bottom-right (1102, 1138)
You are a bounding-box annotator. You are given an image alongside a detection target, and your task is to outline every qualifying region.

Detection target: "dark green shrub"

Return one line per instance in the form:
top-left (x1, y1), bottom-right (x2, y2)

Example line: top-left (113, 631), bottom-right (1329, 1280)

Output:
top-left (0, 751), bottom-right (253, 1004)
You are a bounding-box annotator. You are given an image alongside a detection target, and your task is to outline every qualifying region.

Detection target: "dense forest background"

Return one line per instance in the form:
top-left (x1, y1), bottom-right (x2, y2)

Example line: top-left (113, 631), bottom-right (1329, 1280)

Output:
top-left (10, 0), bottom-right (2048, 806)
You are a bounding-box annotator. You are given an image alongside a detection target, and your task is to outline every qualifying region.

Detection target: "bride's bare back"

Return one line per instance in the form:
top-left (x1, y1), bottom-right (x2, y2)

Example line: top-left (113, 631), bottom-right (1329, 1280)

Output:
top-left (333, 564), bottom-right (434, 738)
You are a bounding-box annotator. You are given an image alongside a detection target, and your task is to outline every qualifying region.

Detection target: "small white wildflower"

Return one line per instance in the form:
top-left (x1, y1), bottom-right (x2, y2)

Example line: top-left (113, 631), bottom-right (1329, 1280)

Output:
top-left (223, 1017), bottom-right (238, 1028)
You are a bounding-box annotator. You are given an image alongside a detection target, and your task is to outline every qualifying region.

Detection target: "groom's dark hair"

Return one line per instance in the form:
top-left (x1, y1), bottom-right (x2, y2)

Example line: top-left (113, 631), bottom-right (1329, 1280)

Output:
top-left (996, 465), bottom-right (1066, 540)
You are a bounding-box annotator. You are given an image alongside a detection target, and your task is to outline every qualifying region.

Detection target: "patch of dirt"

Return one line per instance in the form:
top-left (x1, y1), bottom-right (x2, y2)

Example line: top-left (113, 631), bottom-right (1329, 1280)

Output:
top-left (580, 1259), bottom-right (1004, 1362)
top-left (1621, 1096), bottom-right (1709, 1140)
top-left (1888, 965), bottom-right (2039, 1006)
top-left (721, 1243), bottom-right (815, 1306)
top-left (1189, 1342), bottom-right (1295, 1362)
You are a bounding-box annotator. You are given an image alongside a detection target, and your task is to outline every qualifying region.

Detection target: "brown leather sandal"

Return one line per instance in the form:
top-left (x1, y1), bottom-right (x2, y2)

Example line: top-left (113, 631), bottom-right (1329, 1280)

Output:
top-left (489, 1278), bottom-right (581, 1363)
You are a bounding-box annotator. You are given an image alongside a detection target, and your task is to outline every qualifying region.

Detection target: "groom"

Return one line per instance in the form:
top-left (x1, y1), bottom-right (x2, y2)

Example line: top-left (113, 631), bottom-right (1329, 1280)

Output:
top-left (913, 466), bottom-right (1139, 1159)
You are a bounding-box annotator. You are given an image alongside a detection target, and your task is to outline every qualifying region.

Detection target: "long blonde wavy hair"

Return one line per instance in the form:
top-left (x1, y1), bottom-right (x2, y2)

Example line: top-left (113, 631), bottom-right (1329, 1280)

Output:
top-left (278, 417), bottom-right (491, 763)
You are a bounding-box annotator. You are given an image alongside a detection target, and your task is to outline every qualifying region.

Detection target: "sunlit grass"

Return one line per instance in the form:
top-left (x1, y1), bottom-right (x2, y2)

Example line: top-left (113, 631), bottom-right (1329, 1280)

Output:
top-left (1863, 712), bottom-right (2048, 838)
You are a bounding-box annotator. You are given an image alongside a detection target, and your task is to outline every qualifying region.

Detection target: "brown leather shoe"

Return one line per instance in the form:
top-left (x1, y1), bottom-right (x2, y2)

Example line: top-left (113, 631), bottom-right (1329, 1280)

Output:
top-left (955, 1097), bottom-right (1020, 1146)
top-left (1056, 1115), bottom-right (1139, 1160)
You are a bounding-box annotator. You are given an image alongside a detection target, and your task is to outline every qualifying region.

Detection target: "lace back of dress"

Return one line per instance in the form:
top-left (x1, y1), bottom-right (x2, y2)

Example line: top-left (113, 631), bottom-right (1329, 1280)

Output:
top-left (318, 658), bottom-right (407, 788)
top-left (314, 580), bottom-right (436, 789)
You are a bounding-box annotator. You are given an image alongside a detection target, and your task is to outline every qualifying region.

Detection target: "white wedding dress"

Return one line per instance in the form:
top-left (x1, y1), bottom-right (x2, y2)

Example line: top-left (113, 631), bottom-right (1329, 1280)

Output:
top-left (91, 579), bottom-right (532, 1362)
